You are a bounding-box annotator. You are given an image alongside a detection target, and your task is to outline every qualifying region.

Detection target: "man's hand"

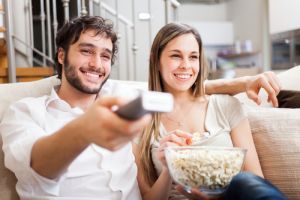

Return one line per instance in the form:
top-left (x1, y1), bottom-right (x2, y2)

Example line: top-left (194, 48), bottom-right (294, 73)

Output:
top-left (78, 96), bottom-right (152, 151)
top-left (31, 96), bottom-right (151, 179)
top-left (205, 71), bottom-right (281, 107)
top-left (245, 71), bottom-right (281, 107)
top-left (175, 185), bottom-right (223, 200)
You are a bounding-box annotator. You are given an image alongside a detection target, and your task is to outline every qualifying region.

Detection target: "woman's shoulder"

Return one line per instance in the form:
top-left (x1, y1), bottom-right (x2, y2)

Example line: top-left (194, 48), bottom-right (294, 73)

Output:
top-left (209, 94), bottom-right (241, 107)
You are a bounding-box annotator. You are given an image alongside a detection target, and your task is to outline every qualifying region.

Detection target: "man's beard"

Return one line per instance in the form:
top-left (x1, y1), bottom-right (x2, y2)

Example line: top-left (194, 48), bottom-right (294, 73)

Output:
top-left (63, 60), bottom-right (109, 94)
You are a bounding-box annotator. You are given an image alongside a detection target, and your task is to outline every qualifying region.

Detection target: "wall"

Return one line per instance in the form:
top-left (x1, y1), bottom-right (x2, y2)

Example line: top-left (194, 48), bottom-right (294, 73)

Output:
top-left (178, 3), bottom-right (227, 21)
top-left (226, 0), bottom-right (270, 69)
top-left (177, 0), bottom-right (271, 70)
top-left (95, 0), bottom-right (166, 81)
top-left (177, 2), bottom-right (231, 62)
top-left (269, 0), bottom-right (300, 34)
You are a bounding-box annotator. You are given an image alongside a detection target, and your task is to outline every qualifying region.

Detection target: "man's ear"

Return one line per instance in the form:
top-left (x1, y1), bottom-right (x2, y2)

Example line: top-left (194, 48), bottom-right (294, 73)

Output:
top-left (57, 48), bottom-right (65, 65)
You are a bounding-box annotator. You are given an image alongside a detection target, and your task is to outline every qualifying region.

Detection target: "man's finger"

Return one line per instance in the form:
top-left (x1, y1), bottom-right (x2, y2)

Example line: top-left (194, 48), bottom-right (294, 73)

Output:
top-left (268, 95), bottom-right (279, 108)
top-left (258, 76), bottom-right (280, 107)
top-left (97, 96), bottom-right (127, 108)
top-left (247, 90), bottom-right (261, 105)
top-left (259, 76), bottom-right (276, 96)
top-left (264, 72), bottom-right (281, 95)
top-left (124, 114), bottom-right (152, 133)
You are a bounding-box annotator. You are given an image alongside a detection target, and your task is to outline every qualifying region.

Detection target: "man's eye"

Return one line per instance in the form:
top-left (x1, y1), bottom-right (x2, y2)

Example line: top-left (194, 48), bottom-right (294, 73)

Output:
top-left (81, 49), bottom-right (93, 55)
top-left (101, 55), bottom-right (111, 60)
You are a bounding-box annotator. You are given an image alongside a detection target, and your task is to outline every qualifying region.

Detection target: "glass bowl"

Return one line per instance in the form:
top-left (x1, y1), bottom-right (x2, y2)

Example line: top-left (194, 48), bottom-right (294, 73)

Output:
top-left (165, 146), bottom-right (246, 196)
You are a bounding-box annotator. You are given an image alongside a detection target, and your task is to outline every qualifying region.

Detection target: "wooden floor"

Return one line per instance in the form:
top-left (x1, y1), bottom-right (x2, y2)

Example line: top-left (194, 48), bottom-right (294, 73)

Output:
top-left (0, 67), bottom-right (54, 83)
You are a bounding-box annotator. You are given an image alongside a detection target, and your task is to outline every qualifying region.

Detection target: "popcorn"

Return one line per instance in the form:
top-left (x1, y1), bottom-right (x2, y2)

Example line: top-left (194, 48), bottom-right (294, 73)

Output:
top-left (166, 147), bottom-right (245, 190)
top-left (186, 132), bottom-right (210, 145)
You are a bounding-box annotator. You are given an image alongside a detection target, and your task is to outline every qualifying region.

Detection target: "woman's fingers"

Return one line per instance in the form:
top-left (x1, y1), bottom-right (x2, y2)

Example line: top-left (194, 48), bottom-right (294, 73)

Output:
top-left (162, 130), bottom-right (192, 146)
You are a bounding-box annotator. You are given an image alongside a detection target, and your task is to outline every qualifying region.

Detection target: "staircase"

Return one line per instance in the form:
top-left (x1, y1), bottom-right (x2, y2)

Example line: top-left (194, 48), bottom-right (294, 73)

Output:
top-left (0, 1), bottom-right (54, 83)
top-left (1, 0), bottom-right (180, 83)
top-left (0, 3), bottom-right (7, 69)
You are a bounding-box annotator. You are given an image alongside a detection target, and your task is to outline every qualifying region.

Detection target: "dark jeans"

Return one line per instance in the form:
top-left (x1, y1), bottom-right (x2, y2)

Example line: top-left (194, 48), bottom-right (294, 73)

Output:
top-left (225, 172), bottom-right (288, 200)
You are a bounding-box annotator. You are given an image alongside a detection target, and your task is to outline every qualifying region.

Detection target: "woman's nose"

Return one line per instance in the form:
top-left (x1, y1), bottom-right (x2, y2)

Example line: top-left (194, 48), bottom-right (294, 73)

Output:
top-left (179, 59), bottom-right (191, 69)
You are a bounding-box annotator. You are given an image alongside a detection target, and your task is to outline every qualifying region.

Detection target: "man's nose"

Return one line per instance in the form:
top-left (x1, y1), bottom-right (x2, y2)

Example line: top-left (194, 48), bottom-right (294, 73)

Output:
top-left (89, 55), bottom-right (102, 68)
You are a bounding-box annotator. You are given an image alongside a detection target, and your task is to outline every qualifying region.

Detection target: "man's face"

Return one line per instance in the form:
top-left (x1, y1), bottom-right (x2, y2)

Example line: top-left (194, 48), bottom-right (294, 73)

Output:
top-left (58, 29), bottom-right (113, 94)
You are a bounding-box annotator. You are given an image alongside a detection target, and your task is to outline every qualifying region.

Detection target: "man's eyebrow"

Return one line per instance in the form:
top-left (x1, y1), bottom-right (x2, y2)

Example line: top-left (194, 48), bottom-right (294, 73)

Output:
top-left (103, 48), bottom-right (112, 55)
top-left (78, 43), bottom-right (96, 48)
top-left (78, 43), bottom-right (112, 54)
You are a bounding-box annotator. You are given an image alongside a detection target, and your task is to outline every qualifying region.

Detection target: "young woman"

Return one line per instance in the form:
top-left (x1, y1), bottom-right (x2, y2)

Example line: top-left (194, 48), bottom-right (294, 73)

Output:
top-left (134, 23), bottom-right (287, 200)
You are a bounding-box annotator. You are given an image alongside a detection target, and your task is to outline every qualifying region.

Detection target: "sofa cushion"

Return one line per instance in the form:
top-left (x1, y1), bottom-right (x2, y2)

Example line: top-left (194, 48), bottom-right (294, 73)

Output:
top-left (0, 76), bottom-right (60, 200)
top-left (277, 65), bottom-right (300, 91)
top-left (0, 139), bottom-right (19, 200)
top-left (0, 76), bottom-right (60, 121)
top-left (245, 106), bottom-right (300, 199)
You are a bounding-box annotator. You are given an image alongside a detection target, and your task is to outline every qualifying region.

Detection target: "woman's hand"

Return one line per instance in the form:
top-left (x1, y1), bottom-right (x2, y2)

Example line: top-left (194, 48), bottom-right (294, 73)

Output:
top-left (175, 185), bottom-right (224, 200)
top-left (157, 130), bottom-right (192, 167)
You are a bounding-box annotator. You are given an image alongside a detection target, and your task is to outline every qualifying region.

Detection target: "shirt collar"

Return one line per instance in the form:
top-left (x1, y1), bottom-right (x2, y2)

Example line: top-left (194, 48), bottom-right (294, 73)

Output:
top-left (46, 86), bottom-right (83, 114)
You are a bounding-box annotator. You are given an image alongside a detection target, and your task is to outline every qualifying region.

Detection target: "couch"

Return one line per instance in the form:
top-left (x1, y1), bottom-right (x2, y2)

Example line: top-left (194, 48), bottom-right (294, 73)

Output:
top-left (1, 66), bottom-right (300, 200)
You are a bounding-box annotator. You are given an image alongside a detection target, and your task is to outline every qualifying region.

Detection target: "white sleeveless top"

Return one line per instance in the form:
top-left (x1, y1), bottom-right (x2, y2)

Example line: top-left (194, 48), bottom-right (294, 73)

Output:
top-left (150, 94), bottom-right (246, 200)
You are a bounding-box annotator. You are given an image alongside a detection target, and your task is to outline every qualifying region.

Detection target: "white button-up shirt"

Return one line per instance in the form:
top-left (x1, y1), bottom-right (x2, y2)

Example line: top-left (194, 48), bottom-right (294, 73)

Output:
top-left (0, 83), bottom-right (141, 200)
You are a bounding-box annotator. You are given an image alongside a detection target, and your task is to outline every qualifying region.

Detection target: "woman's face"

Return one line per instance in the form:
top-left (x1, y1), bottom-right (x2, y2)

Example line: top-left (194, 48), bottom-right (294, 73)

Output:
top-left (159, 33), bottom-right (200, 94)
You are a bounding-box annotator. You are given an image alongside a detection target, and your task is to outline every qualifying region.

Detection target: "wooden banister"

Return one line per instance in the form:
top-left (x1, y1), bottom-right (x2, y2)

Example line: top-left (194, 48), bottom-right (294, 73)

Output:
top-left (0, 27), bottom-right (5, 32)
top-left (0, 67), bottom-right (54, 83)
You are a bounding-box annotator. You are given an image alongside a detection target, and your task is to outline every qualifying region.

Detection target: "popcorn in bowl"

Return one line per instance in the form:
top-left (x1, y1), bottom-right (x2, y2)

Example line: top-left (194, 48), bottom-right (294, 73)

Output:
top-left (186, 131), bottom-right (210, 145)
top-left (165, 146), bottom-right (246, 195)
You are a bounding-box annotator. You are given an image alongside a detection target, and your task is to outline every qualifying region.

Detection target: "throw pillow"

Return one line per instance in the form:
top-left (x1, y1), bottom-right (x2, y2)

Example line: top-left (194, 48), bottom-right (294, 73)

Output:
top-left (277, 90), bottom-right (300, 108)
top-left (245, 106), bottom-right (300, 199)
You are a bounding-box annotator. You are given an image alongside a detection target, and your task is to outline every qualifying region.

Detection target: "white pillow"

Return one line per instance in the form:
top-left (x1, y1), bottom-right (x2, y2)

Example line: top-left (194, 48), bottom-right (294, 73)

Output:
top-left (245, 106), bottom-right (300, 199)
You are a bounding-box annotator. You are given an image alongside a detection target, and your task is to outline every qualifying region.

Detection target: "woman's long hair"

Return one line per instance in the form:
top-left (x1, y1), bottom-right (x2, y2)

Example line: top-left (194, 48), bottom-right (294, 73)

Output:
top-left (139, 22), bottom-right (208, 186)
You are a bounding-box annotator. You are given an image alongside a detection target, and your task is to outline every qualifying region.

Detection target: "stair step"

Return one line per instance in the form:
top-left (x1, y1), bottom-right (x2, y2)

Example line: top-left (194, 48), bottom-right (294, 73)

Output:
top-left (0, 27), bottom-right (6, 33)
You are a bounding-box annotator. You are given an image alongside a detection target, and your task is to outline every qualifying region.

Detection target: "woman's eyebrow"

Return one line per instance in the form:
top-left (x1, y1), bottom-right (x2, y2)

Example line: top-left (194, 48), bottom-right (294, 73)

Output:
top-left (168, 49), bottom-right (199, 54)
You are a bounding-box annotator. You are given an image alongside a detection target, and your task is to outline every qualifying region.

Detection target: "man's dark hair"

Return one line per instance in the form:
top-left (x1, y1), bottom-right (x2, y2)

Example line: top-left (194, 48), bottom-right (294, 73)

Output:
top-left (54, 16), bottom-right (118, 79)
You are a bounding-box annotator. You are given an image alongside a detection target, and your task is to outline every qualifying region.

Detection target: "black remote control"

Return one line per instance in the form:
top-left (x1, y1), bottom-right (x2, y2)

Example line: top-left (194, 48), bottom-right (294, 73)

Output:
top-left (114, 91), bottom-right (173, 120)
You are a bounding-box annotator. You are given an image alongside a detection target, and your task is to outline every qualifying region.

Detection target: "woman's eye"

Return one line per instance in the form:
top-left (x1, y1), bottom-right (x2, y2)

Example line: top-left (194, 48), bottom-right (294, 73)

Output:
top-left (171, 54), bottom-right (180, 58)
top-left (190, 55), bottom-right (198, 60)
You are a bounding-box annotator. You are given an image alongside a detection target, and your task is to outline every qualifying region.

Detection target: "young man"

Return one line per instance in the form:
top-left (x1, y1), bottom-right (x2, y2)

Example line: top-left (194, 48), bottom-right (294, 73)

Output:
top-left (0, 16), bottom-right (280, 200)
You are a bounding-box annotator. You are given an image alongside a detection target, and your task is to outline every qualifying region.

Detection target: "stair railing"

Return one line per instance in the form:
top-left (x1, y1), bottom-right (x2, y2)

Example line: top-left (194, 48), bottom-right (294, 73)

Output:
top-left (4, 0), bottom-right (179, 82)
top-left (3, 0), bottom-right (16, 82)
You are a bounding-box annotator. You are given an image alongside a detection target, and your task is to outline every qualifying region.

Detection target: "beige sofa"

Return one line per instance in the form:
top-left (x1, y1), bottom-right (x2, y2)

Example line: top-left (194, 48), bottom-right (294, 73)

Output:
top-left (1, 66), bottom-right (300, 200)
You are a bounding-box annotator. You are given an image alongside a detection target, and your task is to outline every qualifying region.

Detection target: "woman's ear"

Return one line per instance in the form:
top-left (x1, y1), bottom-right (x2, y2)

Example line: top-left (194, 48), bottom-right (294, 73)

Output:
top-left (57, 48), bottom-right (65, 65)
